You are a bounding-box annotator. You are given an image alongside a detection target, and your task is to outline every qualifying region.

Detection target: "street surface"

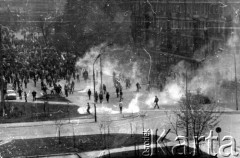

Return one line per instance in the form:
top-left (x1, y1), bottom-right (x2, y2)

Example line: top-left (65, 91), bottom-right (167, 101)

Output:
top-left (0, 74), bottom-right (240, 158)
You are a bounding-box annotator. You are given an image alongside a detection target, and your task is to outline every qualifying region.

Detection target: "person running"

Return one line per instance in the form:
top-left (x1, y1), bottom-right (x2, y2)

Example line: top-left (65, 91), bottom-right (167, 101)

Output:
top-left (154, 96), bottom-right (159, 109)
top-left (106, 92), bottom-right (110, 103)
top-left (87, 103), bottom-right (91, 114)
top-left (88, 89), bottom-right (91, 100)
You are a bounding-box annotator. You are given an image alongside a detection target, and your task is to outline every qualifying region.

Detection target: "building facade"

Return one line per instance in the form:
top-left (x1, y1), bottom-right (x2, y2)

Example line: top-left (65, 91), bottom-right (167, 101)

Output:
top-left (127, 0), bottom-right (239, 85)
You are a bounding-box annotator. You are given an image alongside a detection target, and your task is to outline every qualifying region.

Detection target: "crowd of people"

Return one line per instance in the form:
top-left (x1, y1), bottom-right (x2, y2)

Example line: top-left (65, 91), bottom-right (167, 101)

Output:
top-left (1, 29), bottom-right (82, 101)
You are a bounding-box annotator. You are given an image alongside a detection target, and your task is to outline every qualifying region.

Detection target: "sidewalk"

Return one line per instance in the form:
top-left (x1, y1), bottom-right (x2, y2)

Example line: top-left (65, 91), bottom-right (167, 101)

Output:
top-left (26, 145), bottom-right (146, 158)
top-left (0, 107), bottom-right (239, 129)
top-left (0, 116), bottom-right (94, 128)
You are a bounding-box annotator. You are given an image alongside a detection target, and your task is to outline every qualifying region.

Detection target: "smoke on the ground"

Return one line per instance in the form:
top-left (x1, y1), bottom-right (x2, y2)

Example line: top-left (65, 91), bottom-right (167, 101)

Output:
top-left (75, 44), bottom-right (148, 92)
top-left (144, 31), bottom-right (240, 105)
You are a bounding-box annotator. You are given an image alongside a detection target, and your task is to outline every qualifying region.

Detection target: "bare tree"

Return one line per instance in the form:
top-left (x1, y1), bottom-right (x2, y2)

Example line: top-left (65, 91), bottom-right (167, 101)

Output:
top-left (168, 93), bottom-right (221, 155)
top-left (139, 111), bottom-right (147, 132)
top-left (55, 119), bottom-right (64, 144)
top-left (98, 114), bottom-right (112, 149)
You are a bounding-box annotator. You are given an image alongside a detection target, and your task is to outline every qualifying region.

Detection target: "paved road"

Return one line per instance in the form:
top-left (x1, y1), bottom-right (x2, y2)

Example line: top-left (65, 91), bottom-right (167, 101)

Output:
top-left (0, 111), bottom-right (168, 140)
top-left (1, 76), bottom-right (240, 157)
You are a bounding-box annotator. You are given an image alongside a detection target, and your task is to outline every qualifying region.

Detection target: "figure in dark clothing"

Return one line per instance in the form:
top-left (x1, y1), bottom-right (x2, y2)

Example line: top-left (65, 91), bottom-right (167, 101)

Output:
top-left (41, 81), bottom-right (44, 89)
top-left (120, 90), bottom-right (123, 101)
top-left (42, 86), bottom-right (47, 94)
top-left (18, 88), bottom-right (23, 100)
top-left (34, 78), bottom-right (37, 87)
top-left (70, 81), bottom-right (75, 94)
top-left (106, 92), bottom-right (110, 103)
top-left (24, 91), bottom-right (27, 102)
top-left (119, 101), bottom-right (123, 114)
top-left (64, 85), bottom-right (68, 97)
top-left (103, 84), bottom-right (106, 94)
top-left (99, 92), bottom-right (103, 103)
top-left (94, 91), bottom-right (98, 103)
top-left (57, 84), bottom-right (62, 94)
top-left (136, 82), bottom-right (141, 92)
top-left (116, 87), bottom-right (119, 98)
top-left (77, 73), bottom-right (80, 82)
top-left (24, 79), bottom-right (28, 88)
top-left (32, 90), bottom-right (37, 101)
top-left (88, 89), bottom-right (91, 100)
top-left (87, 103), bottom-right (91, 114)
top-left (154, 96), bottom-right (159, 109)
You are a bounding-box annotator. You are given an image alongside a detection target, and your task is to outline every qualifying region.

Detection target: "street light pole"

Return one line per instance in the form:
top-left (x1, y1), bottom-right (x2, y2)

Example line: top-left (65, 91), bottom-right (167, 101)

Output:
top-left (93, 54), bottom-right (101, 122)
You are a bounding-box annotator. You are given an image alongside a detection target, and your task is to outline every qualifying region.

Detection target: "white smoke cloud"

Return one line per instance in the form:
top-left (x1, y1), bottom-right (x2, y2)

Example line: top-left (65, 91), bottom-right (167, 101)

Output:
top-left (123, 93), bottom-right (141, 113)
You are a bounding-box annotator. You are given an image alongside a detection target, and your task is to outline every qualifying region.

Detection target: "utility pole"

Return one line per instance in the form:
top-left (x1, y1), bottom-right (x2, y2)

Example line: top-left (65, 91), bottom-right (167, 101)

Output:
top-left (93, 54), bottom-right (101, 122)
top-left (185, 67), bottom-right (189, 155)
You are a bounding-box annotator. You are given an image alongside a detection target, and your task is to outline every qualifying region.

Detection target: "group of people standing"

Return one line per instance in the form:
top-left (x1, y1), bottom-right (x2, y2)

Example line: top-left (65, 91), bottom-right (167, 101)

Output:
top-left (87, 84), bottom-right (110, 104)
top-left (86, 82), bottom-right (125, 114)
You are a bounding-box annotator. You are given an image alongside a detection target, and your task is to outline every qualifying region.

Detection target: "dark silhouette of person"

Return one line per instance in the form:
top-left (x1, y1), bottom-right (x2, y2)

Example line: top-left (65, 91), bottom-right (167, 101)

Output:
top-left (24, 91), bottom-right (27, 102)
top-left (32, 90), bottom-right (37, 101)
top-left (18, 88), bottom-right (23, 100)
top-left (154, 96), bottom-right (159, 109)
top-left (106, 92), bottom-right (110, 103)
top-left (64, 84), bottom-right (68, 97)
top-left (33, 77), bottom-right (37, 87)
top-left (87, 103), bottom-right (91, 114)
top-left (88, 89), bottom-right (91, 100)
top-left (103, 84), bottom-right (107, 94)
top-left (120, 90), bottom-right (123, 101)
top-left (136, 82), bottom-right (141, 92)
top-left (119, 101), bottom-right (123, 114)
top-left (116, 87), bottom-right (119, 98)
top-left (24, 79), bottom-right (28, 88)
top-left (99, 92), bottom-right (103, 103)
top-left (94, 91), bottom-right (98, 103)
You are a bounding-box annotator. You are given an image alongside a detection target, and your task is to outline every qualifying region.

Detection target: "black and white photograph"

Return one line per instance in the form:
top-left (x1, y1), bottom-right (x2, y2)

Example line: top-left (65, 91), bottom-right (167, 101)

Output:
top-left (0, 0), bottom-right (240, 157)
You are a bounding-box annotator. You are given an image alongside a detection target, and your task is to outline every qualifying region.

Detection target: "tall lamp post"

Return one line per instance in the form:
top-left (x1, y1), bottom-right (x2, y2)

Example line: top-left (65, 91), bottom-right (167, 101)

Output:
top-left (93, 54), bottom-right (101, 122)
top-left (143, 48), bottom-right (152, 91)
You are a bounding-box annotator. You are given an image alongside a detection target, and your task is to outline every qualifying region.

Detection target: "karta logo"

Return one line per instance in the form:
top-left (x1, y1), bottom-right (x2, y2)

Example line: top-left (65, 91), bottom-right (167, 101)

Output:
top-left (142, 129), bottom-right (153, 156)
top-left (142, 129), bottom-right (239, 157)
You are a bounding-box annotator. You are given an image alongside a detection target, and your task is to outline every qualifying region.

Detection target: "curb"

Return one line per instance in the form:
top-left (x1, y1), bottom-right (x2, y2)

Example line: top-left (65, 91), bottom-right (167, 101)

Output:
top-left (25, 152), bottom-right (81, 158)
